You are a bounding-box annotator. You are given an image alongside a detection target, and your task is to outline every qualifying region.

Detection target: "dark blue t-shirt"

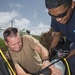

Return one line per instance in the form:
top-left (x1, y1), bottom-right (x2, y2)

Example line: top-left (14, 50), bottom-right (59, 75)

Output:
top-left (51, 9), bottom-right (75, 43)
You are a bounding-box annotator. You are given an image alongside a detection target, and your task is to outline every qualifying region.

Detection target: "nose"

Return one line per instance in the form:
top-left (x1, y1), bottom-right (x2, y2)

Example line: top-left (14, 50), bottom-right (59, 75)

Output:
top-left (15, 43), bottom-right (20, 48)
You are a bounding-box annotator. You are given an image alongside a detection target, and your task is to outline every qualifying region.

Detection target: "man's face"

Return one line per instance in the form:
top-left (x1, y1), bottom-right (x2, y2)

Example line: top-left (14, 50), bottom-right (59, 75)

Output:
top-left (5, 34), bottom-right (22, 52)
top-left (48, 4), bottom-right (74, 24)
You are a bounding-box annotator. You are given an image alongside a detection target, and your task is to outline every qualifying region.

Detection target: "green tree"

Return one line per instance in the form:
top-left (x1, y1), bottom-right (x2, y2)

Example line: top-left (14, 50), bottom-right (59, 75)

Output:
top-left (0, 38), bottom-right (8, 54)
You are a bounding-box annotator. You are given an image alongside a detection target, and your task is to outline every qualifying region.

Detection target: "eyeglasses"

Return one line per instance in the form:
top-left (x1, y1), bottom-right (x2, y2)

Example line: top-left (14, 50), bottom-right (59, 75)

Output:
top-left (4, 28), bottom-right (18, 37)
top-left (48, 6), bottom-right (70, 18)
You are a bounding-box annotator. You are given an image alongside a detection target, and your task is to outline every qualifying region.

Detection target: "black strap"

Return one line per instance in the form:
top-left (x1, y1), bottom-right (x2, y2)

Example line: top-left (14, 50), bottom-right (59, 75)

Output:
top-left (8, 50), bottom-right (17, 74)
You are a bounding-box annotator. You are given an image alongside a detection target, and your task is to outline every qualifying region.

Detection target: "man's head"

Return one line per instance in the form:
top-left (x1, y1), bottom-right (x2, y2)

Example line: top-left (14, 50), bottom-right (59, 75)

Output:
top-left (45, 0), bottom-right (74, 24)
top-left (3, 27), bottom-right (22, 52)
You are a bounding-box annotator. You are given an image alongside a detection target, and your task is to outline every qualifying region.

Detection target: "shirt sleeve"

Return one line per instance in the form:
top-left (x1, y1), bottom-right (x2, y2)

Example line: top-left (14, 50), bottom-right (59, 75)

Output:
top-left (24, 35), bottom-right (39, 49)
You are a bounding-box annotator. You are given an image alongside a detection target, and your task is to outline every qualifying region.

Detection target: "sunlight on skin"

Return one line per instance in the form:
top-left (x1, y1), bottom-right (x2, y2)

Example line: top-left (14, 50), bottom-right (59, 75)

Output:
top-left (15, 64), bottom-right (31, 75)
top-left (15, 63), bottom-right (61, 75)
top-left (15, 64), bottom-right (47, 75)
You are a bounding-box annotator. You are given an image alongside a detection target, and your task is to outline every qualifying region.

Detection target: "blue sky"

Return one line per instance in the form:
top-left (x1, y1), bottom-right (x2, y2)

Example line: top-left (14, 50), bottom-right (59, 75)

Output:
top-left (0, 0), bottom-right (51, 37)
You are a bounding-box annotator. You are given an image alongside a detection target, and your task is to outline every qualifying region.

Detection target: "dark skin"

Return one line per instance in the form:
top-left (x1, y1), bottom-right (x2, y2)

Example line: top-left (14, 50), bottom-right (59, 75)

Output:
top-left (48, 2), bottom-right (75, 59)
top-left (48, 3), bottom-right (74, 24)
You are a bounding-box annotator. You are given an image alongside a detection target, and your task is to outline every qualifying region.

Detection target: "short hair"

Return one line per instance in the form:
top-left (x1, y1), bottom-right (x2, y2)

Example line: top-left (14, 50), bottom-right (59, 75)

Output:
top-left (45, 0), bottom-right (72, 9)
top-left (3, 27), bottom-right (18, 42)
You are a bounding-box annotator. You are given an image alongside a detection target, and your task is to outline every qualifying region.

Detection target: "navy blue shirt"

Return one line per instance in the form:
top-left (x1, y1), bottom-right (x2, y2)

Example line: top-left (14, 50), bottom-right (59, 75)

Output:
top-left (51, 9), bottom-right (75, 43)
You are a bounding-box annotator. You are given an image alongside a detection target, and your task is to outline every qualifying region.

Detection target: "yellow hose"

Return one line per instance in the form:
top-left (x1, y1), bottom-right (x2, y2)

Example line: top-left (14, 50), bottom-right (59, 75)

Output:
top-left (63, 58), bottom-right (71, 75)
top-left (0, 49), bottom-right (16, 75)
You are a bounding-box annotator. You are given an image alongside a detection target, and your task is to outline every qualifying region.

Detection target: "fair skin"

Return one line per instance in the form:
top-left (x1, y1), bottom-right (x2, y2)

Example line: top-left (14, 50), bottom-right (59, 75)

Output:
top-left (5, 33), bottom-right (22, 52)
top-left (48, 2), bottom-right (75, 58)
top-left (4, 33), bottom-right (61, 75)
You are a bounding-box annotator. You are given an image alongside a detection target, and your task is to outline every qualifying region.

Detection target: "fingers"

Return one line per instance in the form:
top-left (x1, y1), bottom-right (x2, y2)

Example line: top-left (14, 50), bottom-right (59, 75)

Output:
top-left (49, 65), bottom-right (62, 75)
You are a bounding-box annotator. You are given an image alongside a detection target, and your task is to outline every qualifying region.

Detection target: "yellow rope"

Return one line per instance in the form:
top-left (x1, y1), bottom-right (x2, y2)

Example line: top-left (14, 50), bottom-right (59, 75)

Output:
top-left (0, 49), bottom-right (16, 75)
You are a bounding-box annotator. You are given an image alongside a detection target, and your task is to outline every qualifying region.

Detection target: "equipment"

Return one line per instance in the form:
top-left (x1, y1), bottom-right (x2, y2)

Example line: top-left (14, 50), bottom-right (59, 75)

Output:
top-left (36, 48), bottom-right (71, 75)
top-left (50, 48), bottom-right (71, 75)
top-left (0, 49), bottom-right (16, 75)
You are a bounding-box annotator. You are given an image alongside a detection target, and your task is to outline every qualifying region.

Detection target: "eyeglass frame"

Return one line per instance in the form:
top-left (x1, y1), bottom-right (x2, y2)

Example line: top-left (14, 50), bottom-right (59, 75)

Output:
top-left (48, 5), bottom-right (70, 18)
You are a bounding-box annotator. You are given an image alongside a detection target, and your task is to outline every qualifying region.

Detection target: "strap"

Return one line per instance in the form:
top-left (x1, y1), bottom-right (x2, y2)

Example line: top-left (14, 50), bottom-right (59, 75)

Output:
top-left (8, 50), bottom-right (17, 74)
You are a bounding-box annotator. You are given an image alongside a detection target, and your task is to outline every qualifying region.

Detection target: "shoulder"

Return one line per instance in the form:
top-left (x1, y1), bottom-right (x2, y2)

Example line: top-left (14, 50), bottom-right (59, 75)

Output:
top-left (23, 34), bottom-right (39, 43)
top-left (23, 35), bottom-right (33, 40)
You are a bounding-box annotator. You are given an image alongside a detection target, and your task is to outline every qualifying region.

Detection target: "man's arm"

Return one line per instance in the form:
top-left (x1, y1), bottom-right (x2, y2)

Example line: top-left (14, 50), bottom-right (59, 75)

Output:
top-left (15, 64), bottom-right (31, 75)
top-left (34, 42), bottom-right (61, 75)
top-left (49, 32), bottom-right (62, 54)
top-left (34, 43), bottom-right (49, 60)
top-left (66, 49), bottom-right (75, 59)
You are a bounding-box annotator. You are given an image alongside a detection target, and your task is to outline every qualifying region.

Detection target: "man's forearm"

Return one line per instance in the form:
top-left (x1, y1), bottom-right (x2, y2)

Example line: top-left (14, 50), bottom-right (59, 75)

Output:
top-left (50, 35), bottom-right (60, 50)
top-left (15, 64), bottom-right (31, 75)
top-left (66, 49), bottom-right (75, 59)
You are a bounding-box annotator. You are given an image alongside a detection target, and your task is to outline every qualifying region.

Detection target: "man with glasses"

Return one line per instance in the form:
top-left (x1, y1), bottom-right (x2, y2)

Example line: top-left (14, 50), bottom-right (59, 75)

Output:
top-left (45, 0), bottom-right (75, 75)
top-left (3, 27), bottom-right (61, 75)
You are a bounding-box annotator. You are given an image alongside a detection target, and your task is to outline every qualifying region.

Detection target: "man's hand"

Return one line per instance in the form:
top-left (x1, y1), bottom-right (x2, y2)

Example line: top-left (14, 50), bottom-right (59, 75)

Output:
top-left (42, 60), bottom-right (61, 75)
top-left (50, 64), bottom-right (61, 75)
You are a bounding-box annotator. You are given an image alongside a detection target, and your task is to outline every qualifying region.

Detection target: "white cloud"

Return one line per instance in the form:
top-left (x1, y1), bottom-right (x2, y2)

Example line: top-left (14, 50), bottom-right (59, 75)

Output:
top-left (14, 4), bottom-right (22, 7)
top-left (45, 9), bottom-right (48, 13)
top-left (0, 11), bottom-right (18, 38)
top-left (0, 11), bottom-right (19, 28)
top-left (9, 3), bottom-right (22, 8)
top-left (0, 10), bottom-right (30, 30)
top-left (0, 10), bottom-right (49, 37)
top-left (0, 10), bottom-right (31, 38)
top-left (33, 10), bottom-right (37, 18)
top-left (38, 22), bottom-right (45, 28)
top-left (31, 22), bottom-right (50, 35)
top-left (13, 18), bottom-right (30, 30)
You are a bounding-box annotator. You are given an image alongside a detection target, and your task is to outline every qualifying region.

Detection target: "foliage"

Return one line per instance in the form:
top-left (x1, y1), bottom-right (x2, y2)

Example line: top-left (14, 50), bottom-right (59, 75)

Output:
top-left (32, 35), bottom-right (40, 41)
top-left (19, 29), bottom-right (26, 36)
top-left (0, 38), bottom-right (8, 54)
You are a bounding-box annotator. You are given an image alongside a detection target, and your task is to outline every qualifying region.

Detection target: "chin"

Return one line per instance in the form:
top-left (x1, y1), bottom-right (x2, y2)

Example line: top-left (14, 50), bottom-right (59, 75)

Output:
top-left (13, 49), bottom-right (21, 52)
top-left (16, 49), bottom-right (21, 52)
top-left (59, 20), bottom-right (68, 24)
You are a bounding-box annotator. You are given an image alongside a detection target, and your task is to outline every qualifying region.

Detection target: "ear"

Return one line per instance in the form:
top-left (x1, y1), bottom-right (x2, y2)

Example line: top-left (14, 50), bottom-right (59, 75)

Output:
top-left (4, 40), bottom-right (8, 46)
top-left (72, 1), bottom-right (75, 9)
